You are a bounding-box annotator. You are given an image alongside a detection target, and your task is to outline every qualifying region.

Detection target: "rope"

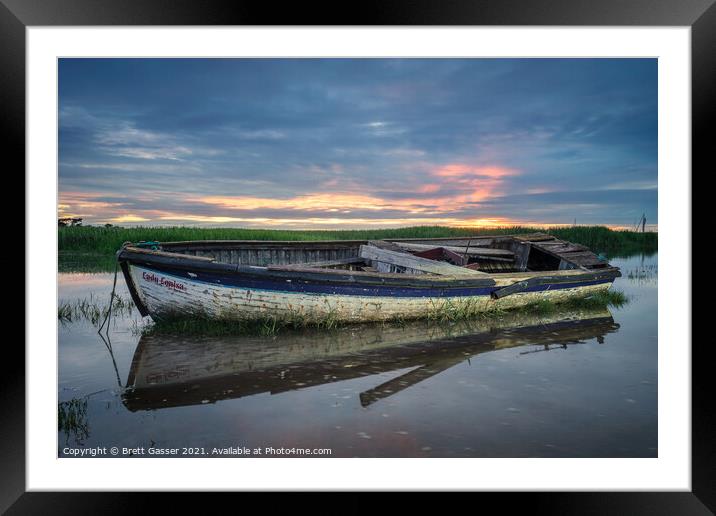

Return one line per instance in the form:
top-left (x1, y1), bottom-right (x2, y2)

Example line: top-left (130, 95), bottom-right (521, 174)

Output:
top-left (98, 259), bottom-right (119, 335)
top-left (98, 331), bottom-right (123, 388)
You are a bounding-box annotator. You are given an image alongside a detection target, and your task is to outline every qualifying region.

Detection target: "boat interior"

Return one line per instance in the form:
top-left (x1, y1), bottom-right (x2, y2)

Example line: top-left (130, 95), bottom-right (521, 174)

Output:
top-left (140, 233), bottom-right (613, 276)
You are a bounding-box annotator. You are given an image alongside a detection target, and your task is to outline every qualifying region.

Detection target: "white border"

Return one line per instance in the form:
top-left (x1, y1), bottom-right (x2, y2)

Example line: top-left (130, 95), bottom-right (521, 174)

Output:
top-left (28, 27), bottom-right (690, 491)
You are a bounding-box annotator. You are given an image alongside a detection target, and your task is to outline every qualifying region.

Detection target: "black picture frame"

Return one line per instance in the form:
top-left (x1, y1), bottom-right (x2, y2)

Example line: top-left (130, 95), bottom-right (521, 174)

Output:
top-left (6, 0), bottom-right (706, 512)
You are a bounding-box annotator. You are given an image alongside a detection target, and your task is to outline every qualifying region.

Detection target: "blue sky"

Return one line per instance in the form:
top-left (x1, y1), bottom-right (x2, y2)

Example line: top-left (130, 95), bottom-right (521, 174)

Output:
top-left (58, 58), bottom-right (657, 228)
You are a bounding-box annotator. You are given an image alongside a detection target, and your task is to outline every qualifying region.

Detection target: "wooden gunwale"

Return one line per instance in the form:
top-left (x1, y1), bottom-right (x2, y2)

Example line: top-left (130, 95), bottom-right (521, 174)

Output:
top-left (119, 247), bottom-right (497, 287)
top-left (159, 235), bottom-right (503, 247)
top-left (160, 239), bottom-right (368, 250)
top-left (118, 244), bottom-right (620, 290)
top-left (119, 246), bottom-right (216, 261)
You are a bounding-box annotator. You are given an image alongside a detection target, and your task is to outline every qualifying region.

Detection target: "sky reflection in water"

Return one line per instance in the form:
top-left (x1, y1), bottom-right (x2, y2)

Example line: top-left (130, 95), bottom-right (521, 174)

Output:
top-left (58, 253), bottom-right (657, 458)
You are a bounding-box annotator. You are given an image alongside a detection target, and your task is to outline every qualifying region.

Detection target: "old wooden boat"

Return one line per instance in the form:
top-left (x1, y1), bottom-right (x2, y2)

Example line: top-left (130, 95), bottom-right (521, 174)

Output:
top-left (121, 307), bottom-right (619, 411)
top-left (116, 233), bottom-right (620, 323)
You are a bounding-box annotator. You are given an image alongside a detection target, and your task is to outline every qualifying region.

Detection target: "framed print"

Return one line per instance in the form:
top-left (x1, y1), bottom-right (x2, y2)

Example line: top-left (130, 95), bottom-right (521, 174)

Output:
top-left (6, 0), bottom-right (708, 511)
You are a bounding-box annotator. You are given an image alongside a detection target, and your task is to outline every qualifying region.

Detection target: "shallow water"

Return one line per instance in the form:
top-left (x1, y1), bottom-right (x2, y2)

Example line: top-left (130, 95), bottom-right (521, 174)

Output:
top-left (57, 253), bottom-right (657, 458)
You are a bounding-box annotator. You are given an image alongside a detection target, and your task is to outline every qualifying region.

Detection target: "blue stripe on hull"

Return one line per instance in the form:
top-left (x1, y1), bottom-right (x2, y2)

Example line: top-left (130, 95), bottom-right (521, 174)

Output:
top-left (134, 263), bottom-right (613, 298)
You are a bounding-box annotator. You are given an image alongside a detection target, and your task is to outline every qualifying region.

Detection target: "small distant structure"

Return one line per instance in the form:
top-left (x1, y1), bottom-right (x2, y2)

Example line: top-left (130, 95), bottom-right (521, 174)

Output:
top-left (633, 213), bottom-right (647, 233)
top-left (58, 217), bottom-right (83, 227)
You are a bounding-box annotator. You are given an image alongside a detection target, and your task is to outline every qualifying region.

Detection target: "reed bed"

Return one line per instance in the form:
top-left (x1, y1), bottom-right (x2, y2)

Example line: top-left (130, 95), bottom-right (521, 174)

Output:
top-left (58, 397), bottom-right (89, 444)
top-left (59, 225), bottom-right (657, 272)
top-left (58, 294), bottom-right (135, 326)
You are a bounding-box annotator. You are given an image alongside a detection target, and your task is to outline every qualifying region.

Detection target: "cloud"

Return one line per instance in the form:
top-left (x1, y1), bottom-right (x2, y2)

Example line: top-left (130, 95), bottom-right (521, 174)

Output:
top-left (193, 192), bottom-right (446, 215)
top-left (60, 106), bottom-right (221, 162)
top-left (188, 160), bottom-right (517, 217)
top-left (111, 214), bottom-right (151, 223)
top-left (233, 129), bottom-right (286, 140)
top-left (58, 58), bottom-right (657, 227)
top-left (432, 164), bottom-right (518, 179)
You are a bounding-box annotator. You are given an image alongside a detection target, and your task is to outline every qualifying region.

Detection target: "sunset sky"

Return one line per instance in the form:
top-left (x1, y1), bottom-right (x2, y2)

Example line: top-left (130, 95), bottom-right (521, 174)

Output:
top-left (58, 58), bottom-right (657, 229)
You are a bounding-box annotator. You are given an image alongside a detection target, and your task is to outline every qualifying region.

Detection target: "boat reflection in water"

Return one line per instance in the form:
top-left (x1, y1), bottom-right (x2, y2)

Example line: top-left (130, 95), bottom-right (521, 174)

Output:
top-left (122, 308), bottom-right (619, 411)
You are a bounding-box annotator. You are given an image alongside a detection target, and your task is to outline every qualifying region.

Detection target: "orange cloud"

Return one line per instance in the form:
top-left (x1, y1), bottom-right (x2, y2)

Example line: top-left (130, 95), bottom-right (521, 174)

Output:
top-left (418, 184), bottom-right (441, 193)
top-left (58, 162), bottom-right (526, 227)
top-left (410, 163), bottom-right (522, 207)
top-left (111, 214), bottom-right (151, 223)
top-left (192, 163), bottom-right (518, 216)
top-left (155, 213), bottom-right (527, 229)
top-left (194, 193), bottom-right (388, 212)
top-left (58, 191), bottom-right (127, 219)
top-left (59, 191), bottom-right (165, 224)
top-left (433, 164), bottom-right (518, 179)
top-left (194, 193), bottom-right (450, 215)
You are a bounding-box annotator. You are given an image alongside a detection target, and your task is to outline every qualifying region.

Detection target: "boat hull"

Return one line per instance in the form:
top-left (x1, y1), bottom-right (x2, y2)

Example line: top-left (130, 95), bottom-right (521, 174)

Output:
top-left (126, 263), bottom-right (614, 322)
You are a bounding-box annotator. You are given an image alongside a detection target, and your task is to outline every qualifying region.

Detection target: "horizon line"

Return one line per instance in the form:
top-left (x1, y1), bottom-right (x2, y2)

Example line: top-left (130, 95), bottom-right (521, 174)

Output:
top-left (57, 220), bottom-right (659, 232)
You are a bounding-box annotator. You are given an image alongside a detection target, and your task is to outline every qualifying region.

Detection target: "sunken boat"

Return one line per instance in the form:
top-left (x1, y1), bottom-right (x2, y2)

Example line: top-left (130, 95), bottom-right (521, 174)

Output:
top-left (116, 233), bottom-right (621, 323)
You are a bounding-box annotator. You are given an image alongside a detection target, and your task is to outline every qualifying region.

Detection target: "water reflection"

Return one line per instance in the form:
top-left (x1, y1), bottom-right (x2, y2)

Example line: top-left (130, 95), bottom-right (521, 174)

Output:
top-left (58, 253), bottom-right (657, 457)
top-left (122, 308), bottom-right (619, 412)
top-left (622, 253), bottom-right (658, 287)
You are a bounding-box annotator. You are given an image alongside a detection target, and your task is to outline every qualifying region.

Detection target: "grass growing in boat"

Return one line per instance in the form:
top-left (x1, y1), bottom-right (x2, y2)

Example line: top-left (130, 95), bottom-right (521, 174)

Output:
top-left (584, 289), bottom-right (628, 307)
top-left (427, 297), bottom-right (495, 321)
top-left (522, 289), bottom-right (628, 316)
top-left (59, 224), bottom-right (657, 272)
top-left (58, 294), bottom-right (134, 325)
top-left (425, 289), bottom-right (627, 323)
top-left (141, 314), bottom-right (330, 337)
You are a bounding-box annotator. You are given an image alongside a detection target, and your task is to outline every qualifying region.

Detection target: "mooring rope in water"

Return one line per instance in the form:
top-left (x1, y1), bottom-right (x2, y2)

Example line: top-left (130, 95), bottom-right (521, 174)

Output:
top-left (98, 330), bottom-right (123, 388)
top-left (97, 259), bottom-right (119, 335)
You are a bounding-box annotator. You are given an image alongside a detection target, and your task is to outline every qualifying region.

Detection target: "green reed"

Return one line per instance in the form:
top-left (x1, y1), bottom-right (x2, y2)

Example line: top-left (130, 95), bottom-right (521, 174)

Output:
top-left (58, 294), bottom-right (134, 326)
top-left (58, 397), bottom-right (90, 445)
top-left (59, 225), bottom-right (657, 273)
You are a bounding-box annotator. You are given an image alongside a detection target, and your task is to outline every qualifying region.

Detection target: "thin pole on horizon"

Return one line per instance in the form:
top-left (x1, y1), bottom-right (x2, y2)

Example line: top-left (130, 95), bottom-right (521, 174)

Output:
top-left (462, 238), bottom-right (472, 263)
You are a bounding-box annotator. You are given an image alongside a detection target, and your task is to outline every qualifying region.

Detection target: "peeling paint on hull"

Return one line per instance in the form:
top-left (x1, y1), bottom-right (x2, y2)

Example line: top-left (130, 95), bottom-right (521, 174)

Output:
top-left (129, 264), bottom-right (613, 322)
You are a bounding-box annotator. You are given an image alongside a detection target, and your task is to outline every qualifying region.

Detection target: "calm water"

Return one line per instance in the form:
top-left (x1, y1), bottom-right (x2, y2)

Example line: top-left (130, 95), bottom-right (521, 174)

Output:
top-left (58, 254), bottom-right (657, 458)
